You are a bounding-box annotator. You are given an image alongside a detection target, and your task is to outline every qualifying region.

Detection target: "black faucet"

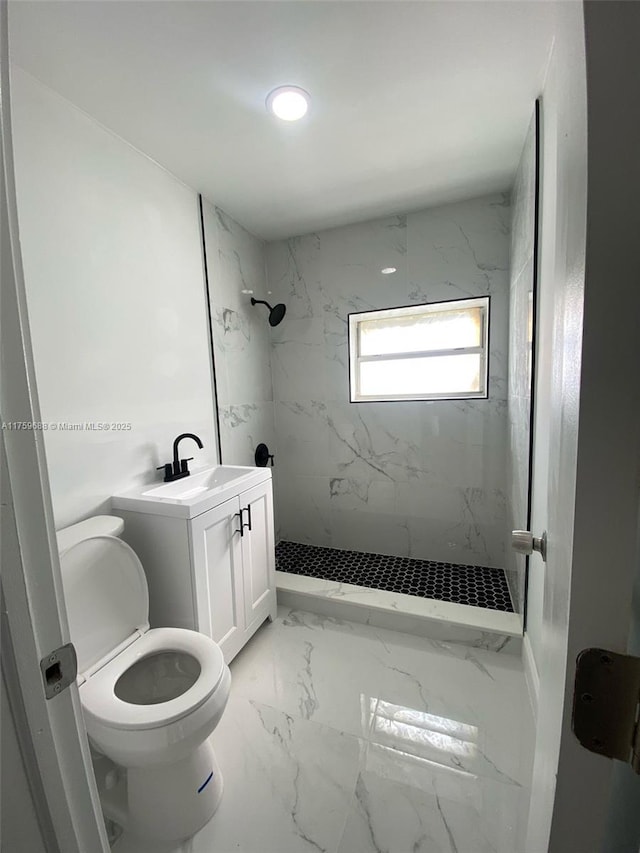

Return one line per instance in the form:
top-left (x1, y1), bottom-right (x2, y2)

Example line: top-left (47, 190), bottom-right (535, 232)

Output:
top-left (157, 433), bottom-right (204, 482)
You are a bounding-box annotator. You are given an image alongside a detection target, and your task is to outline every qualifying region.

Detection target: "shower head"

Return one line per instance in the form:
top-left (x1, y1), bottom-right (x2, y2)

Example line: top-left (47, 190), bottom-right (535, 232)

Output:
top-left (268, 303), bottom-right (287, 326)
top-left (250, 297), bottom-right (287, 327)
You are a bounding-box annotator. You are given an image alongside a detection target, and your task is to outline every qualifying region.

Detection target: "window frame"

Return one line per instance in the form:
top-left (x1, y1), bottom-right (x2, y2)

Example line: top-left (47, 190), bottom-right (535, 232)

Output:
top-left (347, 296), bottom-right (490, 403)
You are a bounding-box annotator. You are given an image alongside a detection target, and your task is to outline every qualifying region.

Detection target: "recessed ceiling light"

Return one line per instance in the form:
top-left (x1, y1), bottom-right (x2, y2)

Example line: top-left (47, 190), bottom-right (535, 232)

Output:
top-left (381, 267), bottom-right (397, 275)
top-left (266, 86), bottom-right (310, 122)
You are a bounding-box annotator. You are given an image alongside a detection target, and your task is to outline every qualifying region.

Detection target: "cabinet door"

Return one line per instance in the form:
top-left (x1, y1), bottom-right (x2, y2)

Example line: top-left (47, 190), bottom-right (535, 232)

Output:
top-left (240, 480), bottom-right (277, 629)
top-left (189, 496), bottom-right (245, 662)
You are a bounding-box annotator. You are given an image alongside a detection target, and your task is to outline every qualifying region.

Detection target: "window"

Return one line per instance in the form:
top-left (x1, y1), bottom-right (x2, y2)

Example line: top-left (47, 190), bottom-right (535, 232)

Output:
top-left (348, 297), bottom-right (489, 402)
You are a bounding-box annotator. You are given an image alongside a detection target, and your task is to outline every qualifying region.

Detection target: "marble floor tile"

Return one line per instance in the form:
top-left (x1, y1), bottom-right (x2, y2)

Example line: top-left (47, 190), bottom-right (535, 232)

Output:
top-left (337, 765), bottom-right (527, 853)
top-left (370, 638), bottom-right (534, 788)
top-left (115, 606), bottom-right (534, 853)
top-left (227, 609), bottom-right (386, 739)
top-left (201, 692), bottom-right (364, 853)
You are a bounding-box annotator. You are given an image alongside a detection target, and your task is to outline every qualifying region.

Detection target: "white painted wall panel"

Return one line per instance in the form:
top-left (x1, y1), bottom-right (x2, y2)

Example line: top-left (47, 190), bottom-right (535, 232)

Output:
top-left (10, 69), bottom-right (218, 527)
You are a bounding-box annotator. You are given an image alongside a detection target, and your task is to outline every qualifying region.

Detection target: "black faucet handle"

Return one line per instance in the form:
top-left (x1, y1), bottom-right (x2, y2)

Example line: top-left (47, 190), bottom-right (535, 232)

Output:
top-left (180, 457), bottom-right (194, 474)
top-left (156, 463), bottom-right (172, 481)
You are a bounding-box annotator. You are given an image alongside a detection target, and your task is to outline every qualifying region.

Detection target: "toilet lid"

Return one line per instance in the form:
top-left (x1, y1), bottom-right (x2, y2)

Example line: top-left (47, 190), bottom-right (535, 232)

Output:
top-left (80, 627), bottom-right (226, 730)
top-left (59, 535), bottom-right (149, 676)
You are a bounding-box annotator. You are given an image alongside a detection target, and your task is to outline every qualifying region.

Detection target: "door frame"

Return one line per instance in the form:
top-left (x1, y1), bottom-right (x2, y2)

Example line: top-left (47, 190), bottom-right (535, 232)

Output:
top-left (0, 4), bottom-right (108, 849)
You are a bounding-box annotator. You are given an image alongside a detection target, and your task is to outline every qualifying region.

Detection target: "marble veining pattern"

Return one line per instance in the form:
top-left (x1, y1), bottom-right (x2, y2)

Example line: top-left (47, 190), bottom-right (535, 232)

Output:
top-left (201, 198), bottom-right (277, 469)
top-left (277, 571), bottom-right (522, 654)
top-left (276, 540), bottom-right (514, 612)
top-left (266, 195), bottom-right (511, 569)
top-left (114, 606), bottom-right (533, 853)
top-left (201, 195), bottom-right (525, 581)
top-left (203, 196), bottom-right (515, 572)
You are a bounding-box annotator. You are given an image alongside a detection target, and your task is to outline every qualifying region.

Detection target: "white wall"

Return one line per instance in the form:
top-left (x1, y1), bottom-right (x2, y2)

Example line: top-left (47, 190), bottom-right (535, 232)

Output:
top-left (10, 69), bottom-right (218, 528)
top-left (266, 195), bottom-right (511, 568)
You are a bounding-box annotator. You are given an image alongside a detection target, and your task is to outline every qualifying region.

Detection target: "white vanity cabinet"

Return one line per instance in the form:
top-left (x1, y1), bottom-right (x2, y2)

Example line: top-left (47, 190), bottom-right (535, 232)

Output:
top-left (112, 468), bottom-right (277, 663)
top-left (190, 480), bottom-right (276, 661)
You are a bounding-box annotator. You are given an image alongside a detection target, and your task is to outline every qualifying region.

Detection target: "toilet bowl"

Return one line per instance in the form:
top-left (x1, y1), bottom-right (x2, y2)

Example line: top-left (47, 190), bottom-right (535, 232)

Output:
top-left (57, 516), bottom-right (231, 844)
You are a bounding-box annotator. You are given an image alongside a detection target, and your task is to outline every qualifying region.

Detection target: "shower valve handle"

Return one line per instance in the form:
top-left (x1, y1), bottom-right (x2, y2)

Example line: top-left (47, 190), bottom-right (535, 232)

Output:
top-left (511, 529), bottom-right (547, 562)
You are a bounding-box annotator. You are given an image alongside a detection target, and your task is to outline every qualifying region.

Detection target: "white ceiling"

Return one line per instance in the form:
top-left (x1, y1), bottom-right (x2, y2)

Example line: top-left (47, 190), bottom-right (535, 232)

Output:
top-left (8, 1), bottom-right (556, 240)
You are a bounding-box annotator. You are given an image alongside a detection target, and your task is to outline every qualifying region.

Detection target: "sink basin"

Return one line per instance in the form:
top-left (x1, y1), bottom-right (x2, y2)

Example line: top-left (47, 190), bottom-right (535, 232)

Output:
top-left (112, 464), bottom-right (271, 519)
top-left (142, 466), bottom-right (255, 501)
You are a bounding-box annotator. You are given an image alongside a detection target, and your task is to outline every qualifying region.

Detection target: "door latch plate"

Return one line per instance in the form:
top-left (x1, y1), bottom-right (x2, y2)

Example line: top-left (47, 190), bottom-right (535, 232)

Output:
top-left (40, 642), bottom-right (77, 699)
top-left (572, 647), bottom-right (640, 773)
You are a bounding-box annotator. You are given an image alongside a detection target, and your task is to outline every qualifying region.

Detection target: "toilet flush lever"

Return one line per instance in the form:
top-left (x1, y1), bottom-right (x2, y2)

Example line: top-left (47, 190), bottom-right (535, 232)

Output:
top-left (511, 529), bottom-right (548, 562)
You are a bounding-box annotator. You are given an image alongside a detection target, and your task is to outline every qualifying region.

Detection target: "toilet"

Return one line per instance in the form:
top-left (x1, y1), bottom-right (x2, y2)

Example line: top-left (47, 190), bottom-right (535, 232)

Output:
top-left (57, 515), bottom-right (231, 844)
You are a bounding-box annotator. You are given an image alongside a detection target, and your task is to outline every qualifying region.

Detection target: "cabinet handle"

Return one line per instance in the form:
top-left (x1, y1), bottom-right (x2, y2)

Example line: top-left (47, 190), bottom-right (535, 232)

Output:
top-left (235, 507), bottom-right (252, 536)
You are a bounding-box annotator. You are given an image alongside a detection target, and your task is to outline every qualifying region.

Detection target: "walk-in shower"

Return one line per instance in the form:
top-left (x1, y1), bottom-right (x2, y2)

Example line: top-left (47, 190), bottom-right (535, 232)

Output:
top-left (201, 100), bottom-right (539, 625)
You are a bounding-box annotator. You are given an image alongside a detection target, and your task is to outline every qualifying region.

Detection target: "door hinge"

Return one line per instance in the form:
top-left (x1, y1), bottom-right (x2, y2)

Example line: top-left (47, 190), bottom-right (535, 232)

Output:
top-left (40, 642), bottom-right (77, 700)
top-left (572, 648), bottom-right (640, 774)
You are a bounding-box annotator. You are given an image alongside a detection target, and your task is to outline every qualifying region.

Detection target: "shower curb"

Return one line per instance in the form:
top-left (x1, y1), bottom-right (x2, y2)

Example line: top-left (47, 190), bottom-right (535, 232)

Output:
top-left (276, 571), bottom-right (523, 656)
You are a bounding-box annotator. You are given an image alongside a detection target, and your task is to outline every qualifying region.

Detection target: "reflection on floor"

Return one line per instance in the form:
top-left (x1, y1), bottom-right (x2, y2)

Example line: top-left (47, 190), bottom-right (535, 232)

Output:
top-left (115, 606), bottom-right (534, 853)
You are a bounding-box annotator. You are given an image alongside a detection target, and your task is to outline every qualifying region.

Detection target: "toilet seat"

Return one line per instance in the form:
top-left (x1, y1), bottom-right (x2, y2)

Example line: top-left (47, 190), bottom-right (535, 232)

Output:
top-left (80, 627), bottom-right (226, 731)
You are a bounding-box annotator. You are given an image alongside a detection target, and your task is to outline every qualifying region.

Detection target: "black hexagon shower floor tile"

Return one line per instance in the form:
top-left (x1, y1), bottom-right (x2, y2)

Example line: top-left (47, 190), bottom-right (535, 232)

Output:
top-left (275, 541), bottom-right (514, 613)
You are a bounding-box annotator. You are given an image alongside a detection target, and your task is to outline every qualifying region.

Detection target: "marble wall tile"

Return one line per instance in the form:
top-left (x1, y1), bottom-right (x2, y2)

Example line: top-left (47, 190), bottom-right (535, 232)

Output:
top-left (211, 304), bottom-right (274, 406)
top-left (509, 123), bottom-right (536, 283)
top-left (330, 508), bottom-right (413, 558)
top-left (277, 475), bottom-right (333, 547)
top-left (201, 198), bottom-right (278, 469)
top-left (265, 233), bottom-right (324, 321)
top-left (270, 317), bottom-right (328, 403)
top-left (207, 205), bottom-right (267, 314)
top-left (326, 401), bottom-right (424, 483)
top-left (274, 401), bottom-right (332, 477)
top-left (416, 401), bottom-right (508, 494)
top-left (266, 195), bottom-right (511, 569)
top-left (218, 402), bottom-right (276, 468)
top-left (406, 195), bottom-right (510, 300)
top-left (317, 215), bottom-right (409, 314)
top-left (505, 112), bottom-right (537, 614)
top-left (328, 477), bottom-right (397, 515)
top-left (396, 480), bottom-right (507, 568)
top-left (205, 192), bottom-right (518, 577)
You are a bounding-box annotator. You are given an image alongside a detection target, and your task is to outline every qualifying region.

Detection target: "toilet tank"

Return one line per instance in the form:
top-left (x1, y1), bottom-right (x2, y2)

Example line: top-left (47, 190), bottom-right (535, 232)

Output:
top-left (57, 515), bottom-right (125, 553)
